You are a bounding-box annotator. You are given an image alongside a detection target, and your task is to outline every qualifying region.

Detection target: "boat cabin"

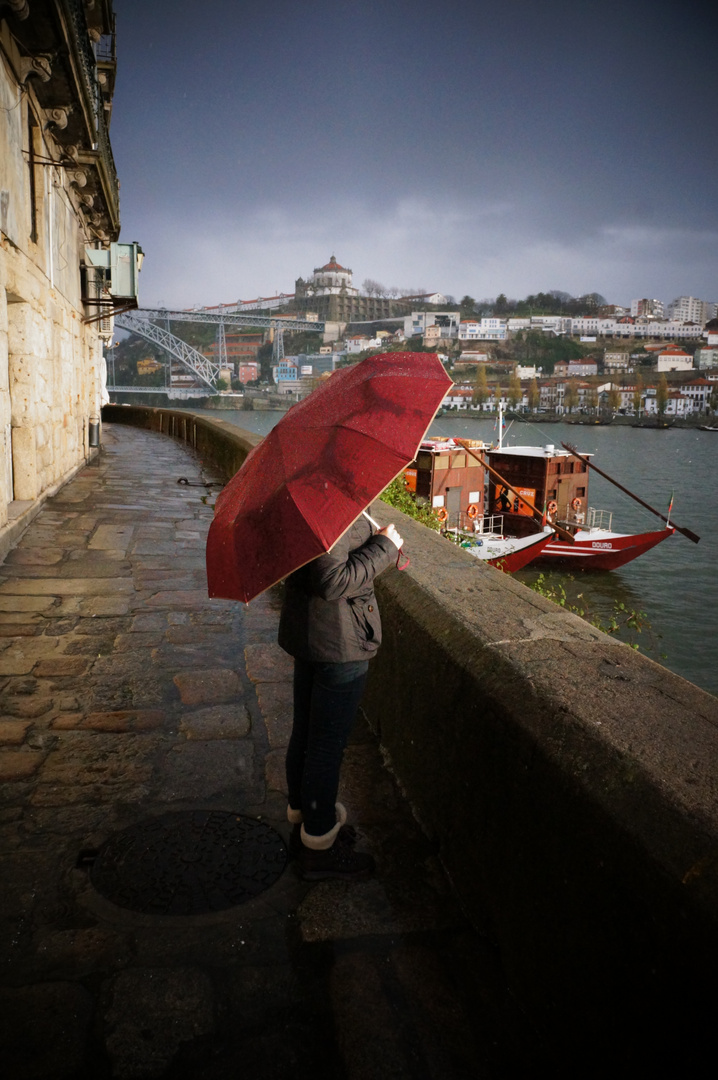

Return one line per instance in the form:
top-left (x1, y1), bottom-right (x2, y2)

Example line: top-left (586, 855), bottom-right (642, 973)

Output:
top-left (405, 438), bottom-right (487, 529)
top-left (486, 443), bottom-right (593, 531)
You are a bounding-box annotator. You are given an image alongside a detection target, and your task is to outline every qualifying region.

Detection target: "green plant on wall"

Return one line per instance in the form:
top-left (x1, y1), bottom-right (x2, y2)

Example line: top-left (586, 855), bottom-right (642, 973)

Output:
top-left (528, 572), bottom-right (662, 655)
top-left (379, 477), bottom-right (443, 530)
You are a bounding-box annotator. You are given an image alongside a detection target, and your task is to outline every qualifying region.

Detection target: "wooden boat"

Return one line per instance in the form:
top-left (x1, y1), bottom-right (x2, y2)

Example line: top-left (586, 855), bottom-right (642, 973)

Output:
top-left (403, 437), bottom-right (555, 572)
top-left (478, 407), bottom-right (680, 571)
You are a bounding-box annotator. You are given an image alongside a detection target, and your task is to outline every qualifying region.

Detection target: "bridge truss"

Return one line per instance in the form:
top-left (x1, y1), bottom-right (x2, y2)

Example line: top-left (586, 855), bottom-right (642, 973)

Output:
top-left (113, 308), bottom-right (326, 390)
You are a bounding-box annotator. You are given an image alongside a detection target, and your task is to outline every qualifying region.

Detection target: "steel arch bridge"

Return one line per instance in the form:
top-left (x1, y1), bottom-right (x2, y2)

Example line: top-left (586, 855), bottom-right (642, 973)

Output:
top-left (113, 308), bottom-right (326, 391)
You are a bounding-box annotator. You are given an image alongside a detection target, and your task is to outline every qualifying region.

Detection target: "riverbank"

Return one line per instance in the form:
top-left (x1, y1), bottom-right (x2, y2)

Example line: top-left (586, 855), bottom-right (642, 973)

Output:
top-left (110, 391), bottom-right (710, 429)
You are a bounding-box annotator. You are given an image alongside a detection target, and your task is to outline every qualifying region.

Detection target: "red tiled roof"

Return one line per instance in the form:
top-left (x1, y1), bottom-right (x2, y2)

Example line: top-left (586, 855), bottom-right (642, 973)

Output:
top-left (317, 255), bottom-right (348, 272)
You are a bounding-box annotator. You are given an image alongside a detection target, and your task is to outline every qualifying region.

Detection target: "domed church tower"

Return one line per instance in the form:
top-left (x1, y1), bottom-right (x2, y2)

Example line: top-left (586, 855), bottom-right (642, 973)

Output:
top-left (306, 255), bottom-right (359, 298)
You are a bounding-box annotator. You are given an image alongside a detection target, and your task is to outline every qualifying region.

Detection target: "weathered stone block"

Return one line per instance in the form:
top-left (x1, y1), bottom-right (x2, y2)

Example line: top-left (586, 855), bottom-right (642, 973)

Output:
top-left (179, 703), bottom-right (250, 740)
top-left (244, 642), bottom-right (294, 683)
top-left (0, 749), bottom-right (44, 780)
top-left (172, 668), bottom-right (240, 706)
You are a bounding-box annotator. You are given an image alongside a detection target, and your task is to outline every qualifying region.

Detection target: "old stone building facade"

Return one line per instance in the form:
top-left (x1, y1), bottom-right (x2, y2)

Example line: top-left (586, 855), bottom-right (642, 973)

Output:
top-left (0, 0), bottom-right (135, 556)
top-left (294, 255), bottom-right (416, 323)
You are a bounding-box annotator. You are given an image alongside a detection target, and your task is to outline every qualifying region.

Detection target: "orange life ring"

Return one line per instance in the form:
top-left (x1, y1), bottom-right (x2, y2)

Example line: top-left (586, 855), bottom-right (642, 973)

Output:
top-left (436, 507), bottom-right (448, 522)
top-left (547, 500), bottom-right (558, 515)
top-left (571, 497), bottom-right (582, 511)
top-left (467, 503), bottom-right (479, 519)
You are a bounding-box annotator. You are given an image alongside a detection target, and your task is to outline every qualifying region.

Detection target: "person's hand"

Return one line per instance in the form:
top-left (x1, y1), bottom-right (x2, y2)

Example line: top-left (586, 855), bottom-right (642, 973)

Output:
top-left (378, 524), bottom-right (403, 550)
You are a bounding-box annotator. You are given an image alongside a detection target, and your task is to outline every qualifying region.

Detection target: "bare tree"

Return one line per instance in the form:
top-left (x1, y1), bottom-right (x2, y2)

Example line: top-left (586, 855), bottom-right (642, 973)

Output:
top-left (362, 278), bottom-right (390, 297)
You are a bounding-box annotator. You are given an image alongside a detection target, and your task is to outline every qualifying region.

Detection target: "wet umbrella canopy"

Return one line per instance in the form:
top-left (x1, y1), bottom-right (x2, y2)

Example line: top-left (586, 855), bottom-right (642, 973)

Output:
top-left (206, 352), bottom-right (452, 602)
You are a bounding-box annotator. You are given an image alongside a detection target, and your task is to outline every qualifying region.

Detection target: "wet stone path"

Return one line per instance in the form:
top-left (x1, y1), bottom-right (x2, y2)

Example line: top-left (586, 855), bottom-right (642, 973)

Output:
top-left (0, 424), bottom-right (541, 1079)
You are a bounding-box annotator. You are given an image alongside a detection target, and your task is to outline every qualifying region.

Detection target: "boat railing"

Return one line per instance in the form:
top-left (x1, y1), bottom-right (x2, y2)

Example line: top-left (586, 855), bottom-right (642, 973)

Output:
top-left (473, 514), bottom-right (504, 536)
top-left (585, 507), bottom-right (613, 532)
top-left (448, 513), bottom-right (505, 538)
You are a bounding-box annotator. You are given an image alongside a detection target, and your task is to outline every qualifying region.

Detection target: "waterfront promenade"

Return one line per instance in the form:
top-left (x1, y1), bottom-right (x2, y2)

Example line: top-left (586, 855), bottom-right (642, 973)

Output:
top-left (0, 424), bottom-right (538, 1079)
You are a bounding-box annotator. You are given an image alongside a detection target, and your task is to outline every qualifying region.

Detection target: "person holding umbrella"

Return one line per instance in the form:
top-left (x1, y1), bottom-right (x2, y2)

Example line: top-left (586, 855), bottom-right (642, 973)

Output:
top-left (205, 352), bottom-right (452, 877)
top-left (279, 514), bottom-right (403, 880)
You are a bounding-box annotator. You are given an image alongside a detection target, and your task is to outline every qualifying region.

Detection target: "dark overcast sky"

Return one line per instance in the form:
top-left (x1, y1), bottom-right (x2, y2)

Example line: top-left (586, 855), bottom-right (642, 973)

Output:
top-left (110, 0), bottom-right (718, 309)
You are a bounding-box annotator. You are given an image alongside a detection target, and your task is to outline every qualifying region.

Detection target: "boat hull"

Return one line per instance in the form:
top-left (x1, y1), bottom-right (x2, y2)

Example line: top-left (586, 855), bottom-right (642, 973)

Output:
top-left (460, 530), bottom-right (555, 572)
top-left (533, 527), bottom-right (675, 570)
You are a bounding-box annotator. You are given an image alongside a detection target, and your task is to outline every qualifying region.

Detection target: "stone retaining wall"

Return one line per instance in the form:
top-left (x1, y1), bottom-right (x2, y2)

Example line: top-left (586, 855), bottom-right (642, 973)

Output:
top-left (102, 404), bottom-right (261, 479)
top-left (102, 404), bottom-right (718, 1069)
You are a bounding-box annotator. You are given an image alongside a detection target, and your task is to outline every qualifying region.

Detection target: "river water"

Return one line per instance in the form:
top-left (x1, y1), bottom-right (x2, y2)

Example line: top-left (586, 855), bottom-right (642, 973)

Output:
top-left (195, 408), bottom-right (717, 696)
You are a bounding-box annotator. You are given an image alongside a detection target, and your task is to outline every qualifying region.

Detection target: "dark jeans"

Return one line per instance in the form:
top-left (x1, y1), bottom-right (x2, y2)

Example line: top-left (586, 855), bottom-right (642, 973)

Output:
top-left (285, 658), bottom-right (369, 838)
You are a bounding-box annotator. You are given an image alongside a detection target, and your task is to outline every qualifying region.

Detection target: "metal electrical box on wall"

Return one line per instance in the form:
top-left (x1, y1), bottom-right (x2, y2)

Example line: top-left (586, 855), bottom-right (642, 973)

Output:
top-left (84, 242), bottom-right (143, 301)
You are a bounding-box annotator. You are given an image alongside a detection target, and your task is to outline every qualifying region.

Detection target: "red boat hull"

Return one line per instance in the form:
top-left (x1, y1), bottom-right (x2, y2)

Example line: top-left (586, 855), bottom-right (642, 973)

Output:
top-left (487, 531), bottom-right (555, 572)
top-left (533, 527), bottom-right (675, 570)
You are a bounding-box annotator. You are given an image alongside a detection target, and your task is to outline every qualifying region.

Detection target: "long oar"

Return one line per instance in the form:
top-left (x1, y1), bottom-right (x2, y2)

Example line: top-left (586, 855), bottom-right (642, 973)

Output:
top-left (561, 442), bottom-right (700, 544)
top-left (454, 440), bottom-right (574, 543)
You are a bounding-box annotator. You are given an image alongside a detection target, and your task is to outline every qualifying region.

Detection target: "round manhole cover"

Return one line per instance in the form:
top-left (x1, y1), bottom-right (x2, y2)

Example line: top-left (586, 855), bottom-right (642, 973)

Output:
top-left (90, 811), bottom-right (287, 915)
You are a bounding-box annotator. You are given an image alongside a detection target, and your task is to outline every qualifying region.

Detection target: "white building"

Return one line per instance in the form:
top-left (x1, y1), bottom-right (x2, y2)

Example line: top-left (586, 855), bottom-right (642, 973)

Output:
top-left (667, 296), bottom-right (712, 324)
top-left (344, 334), bottom-right (382, 354)
top-left (680, 378), bottom-right (713, 412)
top-left (630, 299), bottom-right (665, 318)
top-left (405, 311), bottom-right (460, 339)
top-left (303, 255), bottom-right (359, 299)
top-left (458, 318), bottom-right (507, 341)
top-left (644, 391), bottom-right (691, 417)
top-left (506, 316), bottom-right (572, 335)
top-left (570, 317), bottom-right (702, 340)
top-left (656, 348), bottom-right (693, 372)
top-left (401, 292), bottom-right (448, 306)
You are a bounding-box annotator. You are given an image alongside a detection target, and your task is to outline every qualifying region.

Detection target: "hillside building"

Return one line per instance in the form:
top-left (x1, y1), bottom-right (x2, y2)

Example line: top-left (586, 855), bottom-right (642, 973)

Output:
top-left (406, 311), bottom-right (461, 340)
top-left (656, 347), bottom-right (693, 372)
top-left (630, 298), bottom-right (665, 319)
top-left (667, 296), bottom-right (717, 325)
top-left (603, 351), bottom-right (633, 372)
top-left (695, 347), bottom-right (718, 369)
top-left (294, 255), bottom-right (422, 323)
top-left (458, 318), bottom-right (507, 341)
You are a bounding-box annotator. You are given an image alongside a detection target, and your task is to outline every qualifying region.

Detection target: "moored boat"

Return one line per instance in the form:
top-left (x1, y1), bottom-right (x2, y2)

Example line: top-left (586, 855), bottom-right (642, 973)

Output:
top-left (483, 419), bottom-right (677, 570)
top-left (403, 436), bottom-right (555, 572)
top-left (448, 517), bottom-right (555, 571)
top-left (534, 525), bottom-right (673, 571)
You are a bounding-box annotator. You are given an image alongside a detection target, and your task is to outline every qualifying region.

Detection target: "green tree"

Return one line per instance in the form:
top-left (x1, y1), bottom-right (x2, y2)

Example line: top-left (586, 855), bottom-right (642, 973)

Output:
top-left (656, 373), bottom-right (669, 418)
top-left (632, 373), bottom-right (643, 416)
top-left (527, 377), bottom-right (540, 412)
top-left (608, 385), bottom-right (620, 412)
top-left (460, 295), bottom-right (477, 317)
top-left (472, 364), bottom-right (489, 408)
top-left (215, 377), bottom-right (229, 392)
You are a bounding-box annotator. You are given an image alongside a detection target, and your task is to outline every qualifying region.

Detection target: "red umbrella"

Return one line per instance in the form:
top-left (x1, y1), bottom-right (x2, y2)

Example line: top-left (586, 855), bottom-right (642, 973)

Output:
top-left (206, 352), bottom-right (452, 602)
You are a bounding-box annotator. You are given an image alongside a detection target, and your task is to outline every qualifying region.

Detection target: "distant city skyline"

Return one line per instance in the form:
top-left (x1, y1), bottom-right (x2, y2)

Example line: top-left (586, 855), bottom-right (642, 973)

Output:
top-left (111, 0), bottom-right (718, 312)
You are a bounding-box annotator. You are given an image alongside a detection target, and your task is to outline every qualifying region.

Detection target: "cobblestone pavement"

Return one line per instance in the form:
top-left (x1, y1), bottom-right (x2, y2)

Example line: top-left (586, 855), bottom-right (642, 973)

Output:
top-left (0, 424), bottom-right (541, 1079)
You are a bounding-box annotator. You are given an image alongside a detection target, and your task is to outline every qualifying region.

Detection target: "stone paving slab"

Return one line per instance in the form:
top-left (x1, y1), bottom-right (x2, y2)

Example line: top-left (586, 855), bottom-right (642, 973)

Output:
top-left (0, 423), bottom-right (543, 1079)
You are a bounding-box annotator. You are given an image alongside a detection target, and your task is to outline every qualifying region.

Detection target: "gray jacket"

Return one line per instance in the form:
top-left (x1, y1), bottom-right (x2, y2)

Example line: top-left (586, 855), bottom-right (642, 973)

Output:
top-left (278, 515), bottom-right (396, 663)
